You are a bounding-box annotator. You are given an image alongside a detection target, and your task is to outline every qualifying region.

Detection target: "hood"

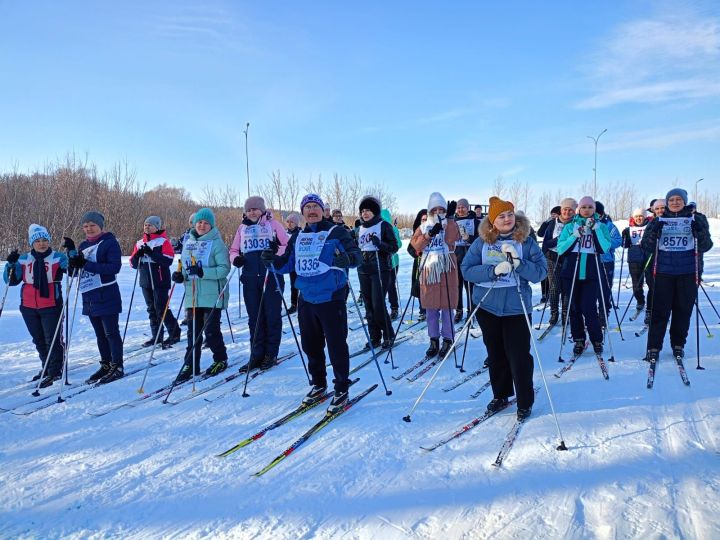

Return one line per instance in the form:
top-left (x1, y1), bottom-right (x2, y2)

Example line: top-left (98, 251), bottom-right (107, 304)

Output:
top-left (478, 214), bottom-right (531, 244)
top-left (380, 208), bottom-right (392, 224)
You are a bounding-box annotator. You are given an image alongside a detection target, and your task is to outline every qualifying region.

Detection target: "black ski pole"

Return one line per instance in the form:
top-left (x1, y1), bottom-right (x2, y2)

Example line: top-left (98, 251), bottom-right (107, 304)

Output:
top-left (699, 283), bottom-right (720, 323)
top-left (122, 264), bottom-right (140, 345)
top-left (269, 268), bottom-right (310, 383)
top-left (241, 272), bottom-right (269, 398)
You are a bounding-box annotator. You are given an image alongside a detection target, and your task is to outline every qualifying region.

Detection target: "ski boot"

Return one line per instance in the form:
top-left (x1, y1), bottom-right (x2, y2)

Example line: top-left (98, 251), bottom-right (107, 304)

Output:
top-left (287, 304), bottom-right (297, 315)
top-left (454, 309), bottom-right (463, 324)
top-left (205, 360), bottom-right (228, 377)
top-left (672, 345), bottom-right (684, 359)
top-left (86, 362), bottom-right (111, 384)
top-left (516, 406), bottom-right (532, 421)
top-left (39, 374), bottom-right (61, 389)
top-left (644, 349), bottom-right (659, 363)
top-left (548, 312), bottom-right (559, 326)
top-left (592, 341), bottom-right (603, 355)
top-left (238, 356), bottom-right (263, 373)
top-left (486, 397), bottom-right (509, 413)
top-left (572, 339), bottom-right (586, 356)
top-left (418, 310), bottom-right (427, 322)
top-left (390, 308), bottom-right (399, 321)
top-left (425, 338), bottom-right (439, 358)
top-left (174, 363), bottom-right (194, 384)
top-left (97, 364), bottom-right (124, 385)
top-left (260, 355), bottom-right (277, 370)
top-left (303, 384), bottom-right (327, 405)
top-left (438, 338), bottom-right (453, 358)
top-left (327, 390), bottom-right (348, 414)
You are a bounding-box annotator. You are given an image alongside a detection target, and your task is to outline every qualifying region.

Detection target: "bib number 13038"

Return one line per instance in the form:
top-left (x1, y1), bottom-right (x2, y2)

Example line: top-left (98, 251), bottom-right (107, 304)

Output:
top-left (244, 237), bottom-right (270, 251)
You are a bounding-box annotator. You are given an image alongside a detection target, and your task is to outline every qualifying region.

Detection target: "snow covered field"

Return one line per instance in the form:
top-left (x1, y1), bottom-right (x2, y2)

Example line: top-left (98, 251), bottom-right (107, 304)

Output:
top-left (1, 222), bottom-right (719, 539)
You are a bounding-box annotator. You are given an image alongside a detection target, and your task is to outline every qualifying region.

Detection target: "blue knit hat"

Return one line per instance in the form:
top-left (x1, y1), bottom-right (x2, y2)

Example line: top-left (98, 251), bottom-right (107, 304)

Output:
top-left (80, 211), bottom-right (105, 229)
top-left (665, 188), bottom-right (688, 205)
top-left (28, 224), bottom-right (51, 244)
top-left (193, 208), bottom-right (216, 227)
top-left (300, 193), bottom-right (325, 211)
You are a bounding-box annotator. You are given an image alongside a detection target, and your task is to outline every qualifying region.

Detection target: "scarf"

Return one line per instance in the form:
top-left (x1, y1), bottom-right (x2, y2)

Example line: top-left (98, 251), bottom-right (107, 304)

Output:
top-left (30, 248), bottom-right (51, 298)
top-left (420, 213), bottom-right (454, 286)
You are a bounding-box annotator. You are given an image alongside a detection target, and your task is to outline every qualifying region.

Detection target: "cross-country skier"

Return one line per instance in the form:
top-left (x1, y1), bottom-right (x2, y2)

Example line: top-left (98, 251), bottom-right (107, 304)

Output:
top-left (537, 206), bottom-right (561, 304)
top-left (621, 208), bottom-right (650, 313)
top-left (461, 196), bottom-right (547, 420)
top-left (285, 212), bottom-right (302, 314)
top-left (640, 188), bottom-right (713, 361)
top-left (229, 196), bottom-right (289, 372)
top-left (129, 216), bottom-right (181, 349)
top-left (410, 192), bottom-right (460, 359)
top-left (171, 208), bottom-right (231, 382)
top-left (407, 209), bottom-right (428, 322)
top-left (556, 197), bottom-right (612, 357)
top-left (263, 193), bottom-right (362, 414)
top-left (453, 198), bottom-right (479, 323)
top-left (541, 198), bottom-right (577, 327)
top-left (3, 225), bottom-right (68, 387)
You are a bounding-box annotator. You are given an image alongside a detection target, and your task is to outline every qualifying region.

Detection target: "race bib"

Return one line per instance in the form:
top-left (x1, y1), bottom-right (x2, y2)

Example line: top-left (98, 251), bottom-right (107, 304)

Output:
top-left (476, 240), bottom-right (523, 288)
top-left (79, 242), bottom-right (116, 293)
top-left (295, 227), bottom-right (338, 277)
top-left (571, 224), bottom-right (596, 254)
top-left (658, 217), bottom-right (693, 252)
top-left (422, 223), bottom-right (450, 254)
top-left (183, 239), bottom-right (214, 280)
top-left (242, 223), bottom-right (274, 253)
top-left (628, 226), bottom-right (645, 246)
top-left (455, 218), bottom-right (475, 246)
top-left (135, 237), bottom-right (166, 264)
top-left (358, 222), bottom-right (383, 252)
top-left (550, 221), bottom-right (566, 252)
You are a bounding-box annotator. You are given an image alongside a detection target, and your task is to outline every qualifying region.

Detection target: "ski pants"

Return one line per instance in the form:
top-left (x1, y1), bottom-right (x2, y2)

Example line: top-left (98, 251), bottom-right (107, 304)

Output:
top-left (427, 308), bottom-right (454, 340)
top-left (564, 277), bottom-right (603, 344)
top-left (456, 247), bottom-right (468, 311)
top-left (628, 262), bottom-right (646, 307)
top-left (243, 272), bottom-right (284, 361)
top-left (647, 273), bottom-right (696, 351)
top-left (183, 307), bottom-right (227, 371)
top-left (141, 286), bottom-right (180, 342)
top-left (547, 256), bottom-right (568, 318)
top-left (598, 261), bottom-right (615, 316)
top-left (358, 271), bottom-right (394, 343)
top-left (289, 271), bottom-right (299, 307)
top-left (298, 297), bottom-right (351, 393)
top-left (477, 308), bottom-right (535, 410)
top-left (387, 266), bottom-right (399, 309)
top-left (20, 304), bottom-right (64, 377)
top-left (89, 313), bottom-right (123, 367)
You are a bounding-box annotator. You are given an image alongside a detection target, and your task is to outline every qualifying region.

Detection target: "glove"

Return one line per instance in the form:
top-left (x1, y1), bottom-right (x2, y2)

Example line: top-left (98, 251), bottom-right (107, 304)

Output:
top-left (138, 244), bottom-right (153, 256)
top-left (585, 218), bottom-right (599, 230)
top-left (69, 252), bottom-right (86, 269)
top-left (447, 200), bottom-right (457, 217)
top-left (501, 244), bottom-right (521, 269)
top-left (370, 234), bottom-right (381, 248)
top-left (232, 254), bottom-right (245, 268)
top-left (427, 222), bottom-right (443, 237)
top-left (332, 252), bottom-right (351, 268)
top-left (6, 249), bottom-right (20, 264)
top-left (187, 264), bottom-right (204, 278)
top-left (494, 261), bottom-right (512, 276)
top-left (172, 271), bottom-right (184, 284)
top-left (260, 249), bottom-right (275, 268)
top-left (572, 227), bottom-right (583, 238)
top-left (130, 252), bottom-right (141, 267)
top-left (460, 230), bottom-right (469, 241)
top-left (61, 237), bottom-right (76, 252)
top-left (267, 238), bottom-right (280, 254)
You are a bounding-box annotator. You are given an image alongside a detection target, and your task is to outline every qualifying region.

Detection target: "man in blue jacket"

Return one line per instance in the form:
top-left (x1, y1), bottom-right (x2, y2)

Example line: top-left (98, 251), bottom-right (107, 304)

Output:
top-left (263, 194), bottom-right (362, 414)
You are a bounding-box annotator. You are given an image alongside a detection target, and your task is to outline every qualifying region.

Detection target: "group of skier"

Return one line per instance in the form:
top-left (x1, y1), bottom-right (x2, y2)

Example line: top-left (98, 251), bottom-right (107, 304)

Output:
top-left (2, 184), bottom-right (714, 420)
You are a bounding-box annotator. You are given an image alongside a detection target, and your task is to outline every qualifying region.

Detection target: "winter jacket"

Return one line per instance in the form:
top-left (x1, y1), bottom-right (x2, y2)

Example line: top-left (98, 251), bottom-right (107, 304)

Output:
top-left (641, 206), bottom-right (713, 276)
top-left (272, 220), bottom-right (362, 304)
top-left (461, 214), bottom-right (547, 317)
top-left (410, 215), bottom-right (460, 309)
top-left (537, 218), bottom-right (553, 240)
top-left (129, 230), bottom-right (175, 289)
top-left (621, 218), bottom-right (650, 264)
top-left (229, 212), bottom-right (288, 283)
top-left (357, 215), bottom-right (399, 275)
top-left (556, 214), bottom-right (612, 281)
top-left (454, 213), bottom-right (479, 267)
top-left (381, 209), bottom-right (402, 270)
top-left (77, 232), bottom-right (123, 316)
top-left (4, 249), bottom-right (68, 309)
top-left (179, 226), bottom-right (231, 309)
top-left (541, 218), bottom-right (573, 262)
top-left (599, 216), bottom-right (622, 264)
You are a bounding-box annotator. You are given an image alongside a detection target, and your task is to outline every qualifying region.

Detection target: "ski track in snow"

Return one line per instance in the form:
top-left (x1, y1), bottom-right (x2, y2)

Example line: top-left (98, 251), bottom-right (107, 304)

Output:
top-left (1, 221), bottom-right (720, 539)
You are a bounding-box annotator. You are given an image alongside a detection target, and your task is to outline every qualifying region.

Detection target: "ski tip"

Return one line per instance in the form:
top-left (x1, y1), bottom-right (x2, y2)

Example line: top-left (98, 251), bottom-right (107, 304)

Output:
top-left (402, 415), bottom-right (412, 423)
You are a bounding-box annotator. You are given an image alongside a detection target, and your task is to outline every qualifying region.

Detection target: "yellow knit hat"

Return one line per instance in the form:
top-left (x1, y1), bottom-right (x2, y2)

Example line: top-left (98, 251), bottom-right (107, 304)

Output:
top-left (488, 196), bottom-right (515, 224)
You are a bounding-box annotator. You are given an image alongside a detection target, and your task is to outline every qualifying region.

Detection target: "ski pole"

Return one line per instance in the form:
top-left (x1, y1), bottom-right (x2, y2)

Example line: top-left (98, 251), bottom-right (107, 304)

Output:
top-left (175, 290), bottom-right (185, 322)
top-left (269, 267), bottom-right (310, 383)
top-left (616, 246), bottom-right (625, 306)
top-left (697, 303), bottom-right (712, 338)
top-left (535, 295), bottom-right (548, 330)
top-left (372, 238), bottom-right (397, 369)
top-left (437, 216), bottom-right (458, 368)
top-left (694, 236), bottom-right (704, 370)
top-left (699, 283), bottom-right (720, 323)
top-left (241, 272), bottom-right (269, 398)
top-left (557, 252), bottom-right (580, 362)
top-left (58, 269), bottom-right (84, 403)
top-left (0, 263), bottom-right (14, 319)
top-left (591, 235), bottom-right (617, 362)
top-left (617, 294), bottom-right (634, 327)
top-left (121, 264), bottom-right (140, 345)
top-left (238, 270), bottom-right (242, 319)
top-left (224, 308), bottom-right (235, 343)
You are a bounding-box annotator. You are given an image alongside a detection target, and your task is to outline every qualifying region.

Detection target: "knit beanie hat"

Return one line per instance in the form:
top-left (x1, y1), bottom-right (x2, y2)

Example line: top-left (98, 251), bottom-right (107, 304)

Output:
top-left (578, 196), bottom-right (596, 209)
top-left (28, 224), bottom-right (51, 244)
top-left (300, 193), bottom-right (325, 211)
top-left (144, 216), bottom-right (162, 229)
top-left (286, 212), bottom-right (301, 226)
top-left (427, 192), bottom-right (447, 212)
top-left (80, 211), bottom-right (105, 229)
top-left (244, 196), bottom-right (266, 212)
top-left (487, 196), bottom-right (514, 224)
top-left (457, 198), bottom-right (470, 208)
top-left (551, 206), bottom-right (561, 215)
top-left (665, 188), bottom-right (688, 205)
top-left (359, 195), bottom-right (382, 215)
top-left (559, 197), bottom-right (578, 210)
top-left (193, 208), bottom-right (216, 227)
top-left (632, 207), bottom-right (646, 217)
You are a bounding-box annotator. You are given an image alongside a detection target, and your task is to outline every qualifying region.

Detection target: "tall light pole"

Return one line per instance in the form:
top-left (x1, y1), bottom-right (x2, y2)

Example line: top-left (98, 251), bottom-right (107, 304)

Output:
top-left (694, 178), bottom-right (704, 204)
top-left (587, 128), bottom-right (607, 199)
top-left (243, 122), bottom-right (250, 198)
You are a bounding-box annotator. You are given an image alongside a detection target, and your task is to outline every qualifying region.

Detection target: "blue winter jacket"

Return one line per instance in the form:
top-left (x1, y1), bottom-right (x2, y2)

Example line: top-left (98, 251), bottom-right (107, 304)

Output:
top-left (77, 232), bottom-right (123, 317)
top-left (461, 215), bottom-right (547, 317)
top-left (272, 220), bottom-right (362, 304)
top-left (599, 216), bottom-right (622, 264)
top-left (621, 219), bottom-right (650, 265)
top-left (557, 214), bottom-right (612, 281)
top-left (641, 206), bottom-right (713, 275)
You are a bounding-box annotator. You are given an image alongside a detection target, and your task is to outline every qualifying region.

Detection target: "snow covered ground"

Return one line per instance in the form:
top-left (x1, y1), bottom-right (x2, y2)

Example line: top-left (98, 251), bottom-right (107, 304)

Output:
top-left (1, 221), bottom-right (719, 539)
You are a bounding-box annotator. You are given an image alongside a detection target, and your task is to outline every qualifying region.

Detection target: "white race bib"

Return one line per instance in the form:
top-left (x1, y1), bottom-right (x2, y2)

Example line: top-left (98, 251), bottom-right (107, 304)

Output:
top-left (422, 223), bottom-right (450, 255)
top-left (242, 223), bottom-right (274, 253)
top-left (79, 242), bottom-right (116, 293)
top-left (658, 217), bottom-right (693, 252)
top-left (476, 240), bottom-right (523, 288)
top-left (454, 218), bottom-right (475, 246)
top-left (295, 226), bottom-right (338, 277)
top-left (571, 224), bottom-right (596, 254)
top-left (358, 222), bottom-right (383, 252)
top-left (628, 226), bottom-right (645, 246)
top-left (183, 239), bottom-right (214, 280)
top-left (550, 221), bottom-right (566, 253)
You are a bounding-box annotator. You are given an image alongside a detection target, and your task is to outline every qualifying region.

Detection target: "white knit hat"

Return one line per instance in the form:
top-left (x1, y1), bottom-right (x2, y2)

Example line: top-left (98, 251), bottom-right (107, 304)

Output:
top-left (28, 224), bottom-right (51, 244)
top-left (427, 192), bottom-right (447, 212)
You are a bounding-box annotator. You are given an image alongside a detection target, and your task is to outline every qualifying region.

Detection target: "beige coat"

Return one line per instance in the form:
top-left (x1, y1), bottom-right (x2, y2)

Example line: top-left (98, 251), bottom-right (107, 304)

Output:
top-left (410, 218), bottom-right (460, 309)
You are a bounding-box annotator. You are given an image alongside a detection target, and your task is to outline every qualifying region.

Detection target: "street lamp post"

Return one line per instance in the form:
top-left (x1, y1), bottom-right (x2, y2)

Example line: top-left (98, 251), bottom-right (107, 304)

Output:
top-left (694, 178), bottom-right (704, 204)
top-left (587, 128), bottom-right (607, 199)
top-left (243, 122), bottom-right (250, 198)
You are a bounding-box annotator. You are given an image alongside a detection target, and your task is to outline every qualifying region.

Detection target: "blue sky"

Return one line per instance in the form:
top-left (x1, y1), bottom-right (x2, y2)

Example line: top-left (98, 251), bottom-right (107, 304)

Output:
top-left (1, 0), bottom-right (718, 214)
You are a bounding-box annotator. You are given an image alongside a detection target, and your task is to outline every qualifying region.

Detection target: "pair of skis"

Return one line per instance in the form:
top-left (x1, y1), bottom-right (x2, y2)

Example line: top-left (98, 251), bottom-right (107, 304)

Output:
top-left (646, 353), bottom-right (690, 389)
top-left (554, 342), bottom-right (609, 380)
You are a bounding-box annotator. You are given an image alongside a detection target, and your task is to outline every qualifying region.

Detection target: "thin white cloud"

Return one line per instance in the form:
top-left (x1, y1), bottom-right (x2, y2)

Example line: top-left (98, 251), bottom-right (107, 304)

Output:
top-left (576, 6), bottom-right (720, 108)
top-left (602, 122), bottom-right (720, 151)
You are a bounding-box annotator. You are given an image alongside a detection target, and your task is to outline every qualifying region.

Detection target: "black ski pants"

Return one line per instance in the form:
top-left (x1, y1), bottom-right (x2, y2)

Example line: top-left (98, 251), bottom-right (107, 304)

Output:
top-left (628, 262), bottom-right (645, 307)
top-left (298, 297), bottom-right (351, 393)
top-left (564, 278), bottom-right (604, 344)
top-left (20, 304), bottom-right (64, 377)
top-left (89, 314), bottom-right (123, 367)
top-left (387, 267), bottom-right (399, 310)
top-left (358, 271), bottom-right (394, 343)
top-left (647, 273), bottom-right (696, 351)
top-left (183, 307), bottom-right (227, 371)
top-left (243, 273), bottom-right (284, 361)
top-left (547, 256), bottom-right (568, 318)
top-left (476, 308), bottom-right (535, 410)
